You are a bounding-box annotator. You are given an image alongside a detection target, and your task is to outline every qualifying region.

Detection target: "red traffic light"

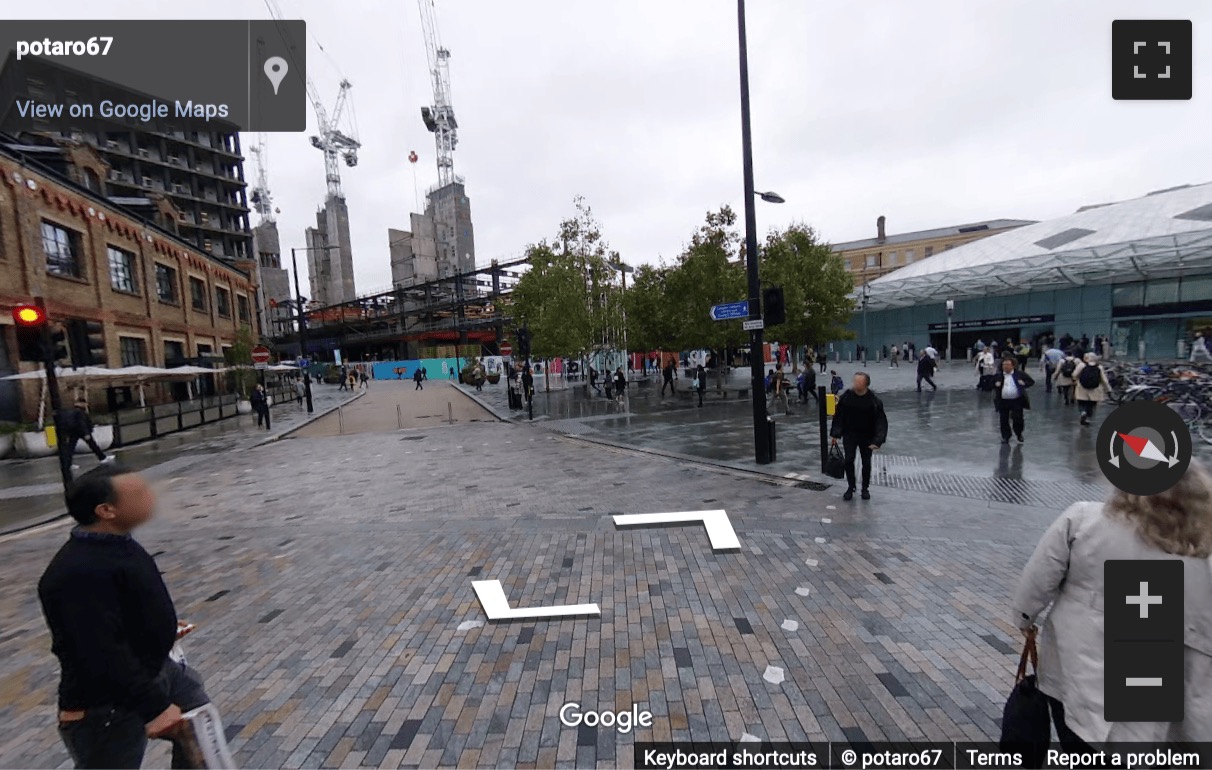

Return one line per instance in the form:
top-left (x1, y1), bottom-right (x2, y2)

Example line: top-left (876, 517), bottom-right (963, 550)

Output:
top-left (12, 304), bottom-right (46, 327)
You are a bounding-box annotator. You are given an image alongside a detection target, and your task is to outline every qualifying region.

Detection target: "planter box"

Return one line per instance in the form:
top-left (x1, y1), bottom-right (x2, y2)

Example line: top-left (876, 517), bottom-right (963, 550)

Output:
top-left (17, 430), bottom-right (55, 458)
top-left (0, 434), bottom-right (12, 459)
top-left (236, 399), bottom-right (253, 415)
top-left (77, 425), bottom-right (114, 452)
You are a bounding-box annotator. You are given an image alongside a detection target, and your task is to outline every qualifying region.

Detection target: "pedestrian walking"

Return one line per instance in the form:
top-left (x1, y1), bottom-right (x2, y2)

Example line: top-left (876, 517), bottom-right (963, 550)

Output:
top-left (359, 370), bottom-right (369, 390)
top-left (58, 398), bottom-right (113, 476)
top-left (1191, 332), bottom-right (1212, 363)
top-left (799, 366), bottom-right (818, 403)
top-left (975, 347), bottom-right (995, 387)
top-left (1040, 345), bottom-right (1064, 394)
top-left (1016, 339), bottom-right (1032, 371)
top-left (661, 360), bottom-right (676, 396)
top-left (337, 366), bottom-right (348, 391)
top-left (1072, 353), bottom-right (1111, 426)
top-left (829, 370), bottom-right (844, 396)
top-left (829, 372), bottom-right (888, 501)
top-left (614, 367), bottom-right (627, 404)
top-left (694, 364), bottom-right (706, 407)
top-left (770, 363), bottom-right (790, 415)
top-left (1012, 460), bottom-right (1212, 748)
top-left (1055, 352), bottom-right (1078, 405)
top-left (991, 357), bottom-right (1034, 444)
top-left (413, 367), bottom-right (424, 390)
top-left (589, 366), bottom-right (602, 395)
top-left (295, 378), bottom-right (305, 406)
top-left (251, 384), bottom-right (271, 430)
top-left (38, 465), bottom-right (220, 769)
top-left (889, 347), bottom-right (899, 368)
top-left (915, 350), bottom-right (937, 392)
top-left (522, 366), bottom-right (535, 402)
top-left (819, 347), bottom-right (829, 374)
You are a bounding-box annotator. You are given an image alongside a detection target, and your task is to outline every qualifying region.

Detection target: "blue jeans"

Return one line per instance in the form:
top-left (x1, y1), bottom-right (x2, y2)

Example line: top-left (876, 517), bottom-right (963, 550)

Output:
top-left (58, 659), bottom-right (210, 769)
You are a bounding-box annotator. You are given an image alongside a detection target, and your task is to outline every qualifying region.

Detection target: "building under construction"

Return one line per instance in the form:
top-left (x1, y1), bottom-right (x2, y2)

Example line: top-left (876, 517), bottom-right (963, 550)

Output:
top-left (274, 257), bottom-right (524, 362)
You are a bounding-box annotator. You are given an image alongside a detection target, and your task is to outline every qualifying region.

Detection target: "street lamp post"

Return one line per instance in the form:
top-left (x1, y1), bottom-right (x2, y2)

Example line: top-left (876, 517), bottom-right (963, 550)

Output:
top-left (946, 299), bottom-right (955, 364)
top-left (737, 0), bottom-right (779, 465)
top-left (289, 245), bottom-right (341, 414)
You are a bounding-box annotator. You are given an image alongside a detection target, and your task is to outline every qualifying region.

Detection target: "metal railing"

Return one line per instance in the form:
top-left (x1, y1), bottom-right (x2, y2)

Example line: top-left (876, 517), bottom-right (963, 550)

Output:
top-left (110, 383), bottom-right (293, 447)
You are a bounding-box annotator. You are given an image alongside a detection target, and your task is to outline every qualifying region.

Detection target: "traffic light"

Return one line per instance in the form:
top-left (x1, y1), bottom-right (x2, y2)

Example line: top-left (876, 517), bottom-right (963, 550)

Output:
top-left (83, 321), bottom-right (105, 365)
top-left (762, 286), bottom-right (786, 326)
top-left (516, 327), bottom-right (532, 359)
top-left (49, 327), bottom-right (69, 365)
top-left (12, 304), bottom-right (47, 361)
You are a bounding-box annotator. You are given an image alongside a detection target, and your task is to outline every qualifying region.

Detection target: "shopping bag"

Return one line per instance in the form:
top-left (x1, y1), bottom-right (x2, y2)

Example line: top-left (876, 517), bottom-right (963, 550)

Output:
top-left (999, 630), bottom-right (1050, 768)
top-left (175, 702), bottom-right (237, 769)
top-left (824, 444), bottom-right (846, 479)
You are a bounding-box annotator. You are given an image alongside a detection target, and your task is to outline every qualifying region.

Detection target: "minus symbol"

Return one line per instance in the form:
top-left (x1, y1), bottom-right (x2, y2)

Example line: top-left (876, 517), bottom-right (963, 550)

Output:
top-left (1126, 677), bottom-right (1163, 687)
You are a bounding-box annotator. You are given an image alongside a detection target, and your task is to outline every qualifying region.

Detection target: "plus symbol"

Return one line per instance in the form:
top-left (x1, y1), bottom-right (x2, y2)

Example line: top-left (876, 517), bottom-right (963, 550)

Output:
top-left (1126, 581), bottom-right (1163, 619)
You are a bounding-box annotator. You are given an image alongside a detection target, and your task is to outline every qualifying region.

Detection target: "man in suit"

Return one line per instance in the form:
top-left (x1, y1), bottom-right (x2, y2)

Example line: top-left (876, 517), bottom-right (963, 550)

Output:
top-left (992, 357), bottom-right (1035, 444)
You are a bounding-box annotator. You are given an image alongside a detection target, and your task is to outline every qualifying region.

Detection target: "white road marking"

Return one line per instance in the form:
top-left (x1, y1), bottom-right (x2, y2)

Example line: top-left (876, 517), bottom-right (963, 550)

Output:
top-left (472, 580), bottom-right (600, 620)
top-left (613, 510), bottom-right (740, 551)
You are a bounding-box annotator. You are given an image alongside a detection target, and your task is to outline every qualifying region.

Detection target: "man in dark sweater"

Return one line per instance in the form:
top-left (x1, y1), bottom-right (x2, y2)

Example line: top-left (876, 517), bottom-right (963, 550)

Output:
top-left (58, 399), bottom-right (113, 478)
top-left (38, 465), bottom-right (211, 768)
top-left (829, 372), bottom-right (889, 501)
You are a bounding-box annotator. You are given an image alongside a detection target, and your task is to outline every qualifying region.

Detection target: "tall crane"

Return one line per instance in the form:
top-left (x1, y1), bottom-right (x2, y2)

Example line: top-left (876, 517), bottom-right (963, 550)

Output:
top-left (418, 0), bottom-right (458, 188)
top-left (248, 134), bottom-right (276, 222)
top-left (263, 0), bottom-right (361, 199)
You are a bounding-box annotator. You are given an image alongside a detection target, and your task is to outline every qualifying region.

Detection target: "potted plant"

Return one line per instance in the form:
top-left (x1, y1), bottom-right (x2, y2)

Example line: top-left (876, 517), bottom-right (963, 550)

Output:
top-left (84, 413), bottom-right (116, 451)
top-left (225, 326), bottom-right (260, 414)
top-left (0, 423), bottom-right (19, 459)
top-left (16, 423), bottom-right (55, 458)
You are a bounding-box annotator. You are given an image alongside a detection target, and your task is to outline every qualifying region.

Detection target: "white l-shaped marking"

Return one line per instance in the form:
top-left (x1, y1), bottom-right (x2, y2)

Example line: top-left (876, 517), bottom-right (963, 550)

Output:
top-left (612, 509), bottom-right (741, 551)
top-left (472, 580), bottom-right (600, 620)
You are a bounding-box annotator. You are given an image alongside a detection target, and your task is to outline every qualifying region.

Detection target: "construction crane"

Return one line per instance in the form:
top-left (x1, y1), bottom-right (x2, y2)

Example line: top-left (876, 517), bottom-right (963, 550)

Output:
top-left (418, 0), bottom-right (458, 188)
top-left (248, 134), bottom-right (276, 222)
top-left (263, 0), bottom-right (361, 200)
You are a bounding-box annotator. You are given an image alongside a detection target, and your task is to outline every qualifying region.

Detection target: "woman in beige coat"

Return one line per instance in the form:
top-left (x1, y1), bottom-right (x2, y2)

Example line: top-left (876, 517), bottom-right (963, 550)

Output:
top-left (1071, 353), bottom-right (1112, 426)
top-left (1012, 462), bottom-right (1212, 747)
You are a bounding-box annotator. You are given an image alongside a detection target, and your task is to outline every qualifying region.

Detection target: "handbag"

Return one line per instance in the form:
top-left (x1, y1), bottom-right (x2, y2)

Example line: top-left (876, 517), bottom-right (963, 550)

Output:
top-left (823, 443), bottom-right (846, 479)
top-left (998, 629), bottom-right (1051, 768)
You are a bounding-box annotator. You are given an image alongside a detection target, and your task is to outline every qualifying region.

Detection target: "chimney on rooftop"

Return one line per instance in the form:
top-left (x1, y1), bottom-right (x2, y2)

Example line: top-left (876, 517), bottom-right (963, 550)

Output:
top-left (876, 215), bottom-right (886, 244)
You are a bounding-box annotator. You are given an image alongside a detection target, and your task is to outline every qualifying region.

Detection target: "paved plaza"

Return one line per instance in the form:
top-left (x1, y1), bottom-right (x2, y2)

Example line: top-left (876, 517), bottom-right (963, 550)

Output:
top-left (0, 376), bottom-right (1088, 768)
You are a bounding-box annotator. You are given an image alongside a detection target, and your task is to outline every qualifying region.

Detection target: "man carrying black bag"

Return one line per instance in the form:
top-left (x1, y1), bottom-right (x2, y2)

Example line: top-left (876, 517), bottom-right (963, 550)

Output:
top-left (829, 372), bottom-right (888, 501)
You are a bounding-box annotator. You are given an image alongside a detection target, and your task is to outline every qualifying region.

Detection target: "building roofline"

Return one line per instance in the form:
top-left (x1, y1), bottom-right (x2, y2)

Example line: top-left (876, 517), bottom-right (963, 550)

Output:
top-left (830, 218), bottom-right (1037, 251)
top-left (0, 133), bottom-right (251, 278)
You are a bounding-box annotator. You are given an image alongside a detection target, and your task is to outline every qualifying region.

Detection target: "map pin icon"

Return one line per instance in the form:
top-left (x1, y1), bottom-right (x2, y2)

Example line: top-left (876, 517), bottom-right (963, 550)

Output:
top-left (263, 56), bottom-right (288, 95)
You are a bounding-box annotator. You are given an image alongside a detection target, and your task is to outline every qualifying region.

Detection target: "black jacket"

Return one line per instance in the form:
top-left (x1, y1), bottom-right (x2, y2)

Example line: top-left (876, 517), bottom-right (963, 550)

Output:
top-left (916, 355), bottom-right (936, 377)
top-left (38, 531), bottom-right (178, 722)
top-left (992, 370), bottom-right (1035, 410)
top-left (58, 407), bottom-right (93, 438)
top-left (250, 390), bottom-right (268, 411)
top-left (829, 389), bottom-right (888, 446)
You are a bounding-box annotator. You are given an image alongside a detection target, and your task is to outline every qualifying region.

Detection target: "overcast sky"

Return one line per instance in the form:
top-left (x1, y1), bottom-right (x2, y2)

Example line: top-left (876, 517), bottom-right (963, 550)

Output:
top-left (24, 0), bottom-right (1212, 296)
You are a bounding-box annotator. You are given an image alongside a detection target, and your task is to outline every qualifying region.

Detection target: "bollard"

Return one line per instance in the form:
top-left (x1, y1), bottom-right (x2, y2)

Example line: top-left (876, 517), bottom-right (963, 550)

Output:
top-left (447, 402), bottom-right (454, 425)
top-left (397, 404), bottom-right (403, 429)
top-left (338, 406), bottom-right (344, 435)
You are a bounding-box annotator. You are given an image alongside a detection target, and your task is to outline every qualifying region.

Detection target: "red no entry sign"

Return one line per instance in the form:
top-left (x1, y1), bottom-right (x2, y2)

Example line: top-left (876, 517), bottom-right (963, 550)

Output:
top-left (251, 345), bottom-right (271, 364)
top-left (499, 342), bottom-right (513, 357)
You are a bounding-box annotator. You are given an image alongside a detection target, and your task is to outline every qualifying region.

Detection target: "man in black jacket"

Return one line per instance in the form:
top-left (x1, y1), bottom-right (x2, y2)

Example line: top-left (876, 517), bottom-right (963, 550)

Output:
top-left (38, 465), bottom-right (212, 768)
top-left (58, 399), bottom-right (112, 478)
top-left (829, 372), bottom-right (889, 501)
top-left (916, 350), bottom-right (937, 392)
top-left (992, 356), bottom-right (1035, 444)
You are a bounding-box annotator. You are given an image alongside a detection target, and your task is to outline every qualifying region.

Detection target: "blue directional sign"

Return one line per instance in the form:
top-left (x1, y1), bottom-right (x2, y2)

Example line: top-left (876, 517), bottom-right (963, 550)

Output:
top-left (710, 300), bottom-right (750, 321)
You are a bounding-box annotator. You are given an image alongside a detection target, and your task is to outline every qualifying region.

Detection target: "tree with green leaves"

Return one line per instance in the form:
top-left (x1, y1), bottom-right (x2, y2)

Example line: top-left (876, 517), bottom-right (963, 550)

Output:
top-left (224, 326), bottom-right (259, 397)
top-left (760, 223), bottom-right (856, 368)
top-left (508, 197), bottom-right (625, 367)
top-left (665, 206), bottom-right (747, 353)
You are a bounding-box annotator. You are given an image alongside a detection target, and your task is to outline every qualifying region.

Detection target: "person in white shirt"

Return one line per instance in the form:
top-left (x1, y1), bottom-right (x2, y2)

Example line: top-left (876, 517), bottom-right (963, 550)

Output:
top-left (991, 357), bottom-right (1035, 444)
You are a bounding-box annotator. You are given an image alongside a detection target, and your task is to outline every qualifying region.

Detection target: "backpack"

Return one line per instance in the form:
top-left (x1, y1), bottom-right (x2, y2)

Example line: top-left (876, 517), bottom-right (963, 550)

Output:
top-left (1078, 364), bottom-right (1101, 390)
top-left (1059, 359), bottom-right (1077, 378)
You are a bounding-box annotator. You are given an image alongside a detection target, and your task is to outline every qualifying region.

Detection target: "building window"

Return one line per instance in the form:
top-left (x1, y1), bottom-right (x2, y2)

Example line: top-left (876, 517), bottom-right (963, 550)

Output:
top-left (189, 277), bottom-right (207, 311)
top-left (924, 246), bottom-right (934, 258)
top-left (164, 340), bottom-right (186, 366)
top-left (156, 264), bottom-right (178, 304)
top-left (119, 336), bottom-right (147, 366)
top-left (107, 246), bottom-right (138, 294)
top-left (237, 295), bottom-right (250, 323)
top-left (865, 254), bottom-right (878, 268)
top-left (215, 287), bottom-right (231, 317)
top-left (42, 221), bottom-right (83, 278)
top-left (905, 249), bottom-right (914, 263)
top-left (944, 244), bottom-right (954, 251)
top-left (197, 343), bottom-right (213, 357)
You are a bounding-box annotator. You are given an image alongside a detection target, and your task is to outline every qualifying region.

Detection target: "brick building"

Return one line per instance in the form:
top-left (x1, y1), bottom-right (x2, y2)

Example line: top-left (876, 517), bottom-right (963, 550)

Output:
top-left (0, 140), bottom-right (260, 422)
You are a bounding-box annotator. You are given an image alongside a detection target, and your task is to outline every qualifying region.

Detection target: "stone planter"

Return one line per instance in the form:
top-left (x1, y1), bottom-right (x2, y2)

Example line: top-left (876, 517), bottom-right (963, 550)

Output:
top-left (236, 399), bottom-right (253, 415)
top-left (0, 434), bottom-right (13, 459)
top-left (77, 425), bottom-right (114, 452)
top-left (17, 430), bottom-right (55, 458)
